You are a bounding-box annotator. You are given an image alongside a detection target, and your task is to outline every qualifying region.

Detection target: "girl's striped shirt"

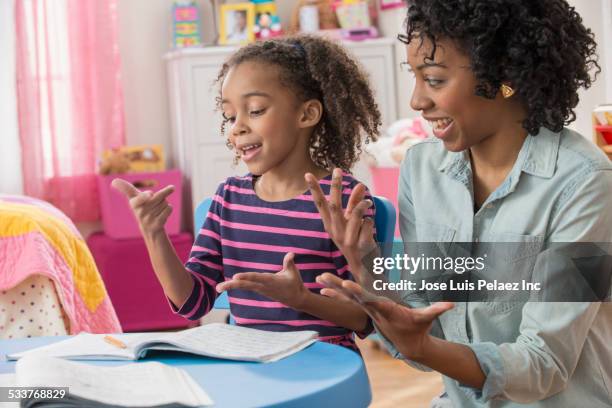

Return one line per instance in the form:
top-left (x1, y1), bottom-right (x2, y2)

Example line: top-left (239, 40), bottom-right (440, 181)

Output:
top-left (170, 172), bottom-right (376, 350)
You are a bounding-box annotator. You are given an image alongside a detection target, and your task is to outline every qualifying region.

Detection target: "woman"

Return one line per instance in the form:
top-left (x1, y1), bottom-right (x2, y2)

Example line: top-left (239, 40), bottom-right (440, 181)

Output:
top-left (307, 0), bottom-right (612, 406)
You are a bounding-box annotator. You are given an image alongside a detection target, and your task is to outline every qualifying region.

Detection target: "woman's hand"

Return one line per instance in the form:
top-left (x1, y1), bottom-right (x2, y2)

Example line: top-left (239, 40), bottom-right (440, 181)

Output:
top-left (317, 272), bottom-right (454, 359)
top-left (305, 168), bottom-right (378, 279)
top-left (215, 252), bottom-right (310, 310)
top-left (111, 178), bottom-right (175, 237)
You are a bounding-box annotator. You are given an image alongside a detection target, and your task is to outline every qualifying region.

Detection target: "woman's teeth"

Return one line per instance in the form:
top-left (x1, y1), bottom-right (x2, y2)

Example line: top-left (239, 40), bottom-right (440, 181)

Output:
top-left (429, 118), bottom-right (454, 130)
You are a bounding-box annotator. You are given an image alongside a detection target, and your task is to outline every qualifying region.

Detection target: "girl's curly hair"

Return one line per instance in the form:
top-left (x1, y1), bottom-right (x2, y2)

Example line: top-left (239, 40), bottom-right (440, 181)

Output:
top-left (215, 34), bottom-right (381, 171)
top-left (400, 0), bottom-right (600, 135)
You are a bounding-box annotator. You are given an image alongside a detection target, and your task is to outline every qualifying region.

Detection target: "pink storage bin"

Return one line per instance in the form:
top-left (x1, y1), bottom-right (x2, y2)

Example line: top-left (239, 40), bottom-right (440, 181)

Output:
top-left (87, 232), bottom-right (198, 331)
top-left (98, 169), bottom-right (183, 239)
top-left (369, 166), bottom-right (400, 237)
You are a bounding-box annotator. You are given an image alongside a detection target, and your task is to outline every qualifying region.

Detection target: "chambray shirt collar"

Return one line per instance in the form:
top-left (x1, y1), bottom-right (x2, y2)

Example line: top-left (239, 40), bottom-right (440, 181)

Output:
top-left (437, 127), bottom-right (561, 192)
top-left (521, 127), bottom-right (560, 179)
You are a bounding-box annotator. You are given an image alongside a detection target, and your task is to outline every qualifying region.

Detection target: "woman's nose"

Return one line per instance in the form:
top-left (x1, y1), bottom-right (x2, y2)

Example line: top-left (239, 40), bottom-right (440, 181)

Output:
top-left (410, 82), bottom-right (434, 112)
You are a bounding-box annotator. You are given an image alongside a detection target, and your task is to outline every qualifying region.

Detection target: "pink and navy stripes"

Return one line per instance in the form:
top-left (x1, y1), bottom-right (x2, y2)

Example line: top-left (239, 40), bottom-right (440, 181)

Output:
top-left (173, 172), bottom-right (375, 350)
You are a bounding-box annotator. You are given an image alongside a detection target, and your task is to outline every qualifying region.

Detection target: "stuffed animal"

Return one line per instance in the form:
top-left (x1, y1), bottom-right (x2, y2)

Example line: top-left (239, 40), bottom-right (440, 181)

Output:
top-left (99, 148), bottom-right (131, 175)
top-left (289, 0), bottom-right (339, 33)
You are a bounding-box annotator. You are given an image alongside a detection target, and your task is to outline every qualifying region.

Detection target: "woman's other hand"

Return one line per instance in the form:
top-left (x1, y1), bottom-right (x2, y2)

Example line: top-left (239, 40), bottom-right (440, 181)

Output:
top-left (317, 272), bottom-right (453, 359)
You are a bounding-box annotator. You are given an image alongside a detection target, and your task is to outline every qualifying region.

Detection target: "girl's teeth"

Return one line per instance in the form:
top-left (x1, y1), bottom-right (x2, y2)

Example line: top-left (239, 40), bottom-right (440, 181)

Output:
top-left (241, 144), bottom-right (261, 152)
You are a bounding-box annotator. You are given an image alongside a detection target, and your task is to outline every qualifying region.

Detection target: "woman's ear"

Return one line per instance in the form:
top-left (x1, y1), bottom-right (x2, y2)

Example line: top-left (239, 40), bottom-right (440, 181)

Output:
top-left (298, 99), bottom-right (323, 129)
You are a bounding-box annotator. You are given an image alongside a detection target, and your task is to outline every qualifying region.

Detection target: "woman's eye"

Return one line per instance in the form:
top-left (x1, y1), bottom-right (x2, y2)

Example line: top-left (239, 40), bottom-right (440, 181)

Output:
top-left (425, 78), bottom-right (444, 87)
top-left (222, 113), bottom-right (236, 123)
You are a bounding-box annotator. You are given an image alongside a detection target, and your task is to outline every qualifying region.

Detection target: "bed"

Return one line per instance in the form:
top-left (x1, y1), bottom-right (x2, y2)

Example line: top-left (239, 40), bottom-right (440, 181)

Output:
top-left (0, 195), bottom-right (121, 338)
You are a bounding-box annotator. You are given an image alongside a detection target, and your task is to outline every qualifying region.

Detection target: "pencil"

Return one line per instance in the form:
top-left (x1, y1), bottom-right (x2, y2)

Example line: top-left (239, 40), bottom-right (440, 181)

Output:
top-left (104, 335), bottom-right (127, 349)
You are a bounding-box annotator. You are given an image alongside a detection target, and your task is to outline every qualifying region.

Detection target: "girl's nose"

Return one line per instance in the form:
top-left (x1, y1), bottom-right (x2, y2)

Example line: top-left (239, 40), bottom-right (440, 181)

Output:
top-left (230, 118), bottom-right (249, 136)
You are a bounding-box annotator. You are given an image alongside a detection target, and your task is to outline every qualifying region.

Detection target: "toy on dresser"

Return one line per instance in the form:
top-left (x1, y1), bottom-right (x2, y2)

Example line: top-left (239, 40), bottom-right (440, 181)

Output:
top-left (172, 1), bottom-right (202, 48)
top-left (290, 0), bottom-right (339, 33)
top-left (333, 0), bottom-right (378, 40)
top-left (252, 0), bottom-right (283, 39)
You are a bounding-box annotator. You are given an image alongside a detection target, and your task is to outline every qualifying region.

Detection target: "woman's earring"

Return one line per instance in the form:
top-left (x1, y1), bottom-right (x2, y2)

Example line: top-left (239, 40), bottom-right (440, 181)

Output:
top-left (500, 84), bottom-right (515, 98)
top-left (226, 139), bottom-right (233, 150)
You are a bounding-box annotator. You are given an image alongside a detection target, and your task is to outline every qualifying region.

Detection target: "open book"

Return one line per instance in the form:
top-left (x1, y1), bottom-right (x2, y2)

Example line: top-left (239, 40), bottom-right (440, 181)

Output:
top-left (3, 355), bottom-right (213, 407)
top-left (7, 323), bottom-right (318, 363)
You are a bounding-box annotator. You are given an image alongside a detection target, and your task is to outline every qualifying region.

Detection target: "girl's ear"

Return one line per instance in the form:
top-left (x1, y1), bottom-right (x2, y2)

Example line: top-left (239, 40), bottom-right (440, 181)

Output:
top-left (298, 99), bottom-right (323, 129)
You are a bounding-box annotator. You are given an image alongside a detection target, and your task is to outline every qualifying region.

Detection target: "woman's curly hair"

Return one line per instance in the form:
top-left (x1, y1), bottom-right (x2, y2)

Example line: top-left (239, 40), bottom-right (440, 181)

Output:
top-left (400, 0), bottom-right (600, 135)
top-left (215, 34), bottom-right (381, 171)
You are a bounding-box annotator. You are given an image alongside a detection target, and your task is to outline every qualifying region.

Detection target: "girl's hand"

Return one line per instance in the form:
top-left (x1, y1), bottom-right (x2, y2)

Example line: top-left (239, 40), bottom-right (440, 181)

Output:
top-left (317, 273), bottom-right (454, 359)
top-left (305, 168), bottom-right (378, 280)
top-left (111, 178), bottom-right (175, 237)
top-left (215, 253), bottom-right (310, 310)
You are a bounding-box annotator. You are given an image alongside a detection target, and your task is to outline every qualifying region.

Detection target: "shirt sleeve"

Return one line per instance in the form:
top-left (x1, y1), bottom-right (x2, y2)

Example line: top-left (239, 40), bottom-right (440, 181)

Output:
top-left (464, 169), bottom-right (612, 403)
top-left (168, 182), bottom-right (226, 320)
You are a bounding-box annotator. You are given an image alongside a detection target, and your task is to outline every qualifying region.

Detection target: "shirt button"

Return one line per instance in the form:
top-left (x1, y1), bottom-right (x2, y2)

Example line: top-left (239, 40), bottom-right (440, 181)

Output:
top-left (474, 237), bottom-right (479, 243)
top-left (486, 203), bottom-right (494, 209)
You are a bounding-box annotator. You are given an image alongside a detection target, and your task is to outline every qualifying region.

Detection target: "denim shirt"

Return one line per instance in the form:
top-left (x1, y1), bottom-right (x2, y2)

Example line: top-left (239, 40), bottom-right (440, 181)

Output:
top-left (383, 127), bottom-right (612, 407)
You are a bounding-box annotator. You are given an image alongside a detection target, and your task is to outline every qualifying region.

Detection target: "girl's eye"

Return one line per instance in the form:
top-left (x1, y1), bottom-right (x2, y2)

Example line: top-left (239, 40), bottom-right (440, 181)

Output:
top-left (249, 108), bottom-right (266, 117)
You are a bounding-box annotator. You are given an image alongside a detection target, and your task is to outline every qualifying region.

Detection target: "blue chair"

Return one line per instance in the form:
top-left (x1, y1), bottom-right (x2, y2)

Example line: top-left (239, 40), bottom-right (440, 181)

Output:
top-left (193, 195), bottom-right (397, 311)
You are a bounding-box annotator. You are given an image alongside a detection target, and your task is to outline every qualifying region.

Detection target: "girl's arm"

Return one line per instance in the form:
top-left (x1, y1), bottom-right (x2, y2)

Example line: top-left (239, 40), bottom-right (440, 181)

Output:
top-left (216, 252), bottom-right (369, 332)
top-left (142, 229), bottom-right (194, 308)
top-left (112, 179), bottom-right (223, 319)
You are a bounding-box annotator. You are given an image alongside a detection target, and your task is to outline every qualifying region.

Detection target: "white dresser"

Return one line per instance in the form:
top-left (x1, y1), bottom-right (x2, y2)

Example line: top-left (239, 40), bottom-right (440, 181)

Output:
top-left (165, 37), bottom-right (399, 213)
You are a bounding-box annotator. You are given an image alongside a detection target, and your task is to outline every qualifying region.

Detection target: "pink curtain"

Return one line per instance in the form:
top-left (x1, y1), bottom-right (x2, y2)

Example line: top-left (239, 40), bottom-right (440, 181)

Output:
top-left (15, 0), bottom-right (125, 222)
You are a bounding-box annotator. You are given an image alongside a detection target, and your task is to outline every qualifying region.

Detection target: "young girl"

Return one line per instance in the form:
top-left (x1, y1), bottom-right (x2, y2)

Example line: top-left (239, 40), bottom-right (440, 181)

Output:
top-left (113, 35), bottom-right (381, 350)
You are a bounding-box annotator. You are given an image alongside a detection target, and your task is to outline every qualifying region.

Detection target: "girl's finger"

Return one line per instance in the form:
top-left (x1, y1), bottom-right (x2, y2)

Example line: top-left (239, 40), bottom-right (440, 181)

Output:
top-left (316, 272), bottom-right (345, 290)
top-left (329, 168), bottom-right (343, 214)
top-left (148, 196), bottom-right (170, 216)
top-left (357, 218), bottom-right (377, 252)
top-left (345, 183), bottom-right (366, 219)
top-left (157, 205), bottom-right (173, 223)
top-left (345, 200), bottom-right (372, 247)
top-left (111, 178), bottom-right (141, 199)
top-left (305, 173), bottom-right (333, 227)
top-left (233, 272), bottom-right (274, 283)
top-left (216, 280), bottom-right (265, 293)
top-left (320, 287), bottom-right (357, 303)
top-left (130, 190), bottom-right (153, 208)
top-left (149, 185), bottom-right (175, 206)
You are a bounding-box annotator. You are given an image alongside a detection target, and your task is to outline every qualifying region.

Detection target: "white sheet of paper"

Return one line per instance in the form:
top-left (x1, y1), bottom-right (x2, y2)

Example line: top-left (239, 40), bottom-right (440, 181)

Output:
top-left (16, 355), bottom-right (213, 407)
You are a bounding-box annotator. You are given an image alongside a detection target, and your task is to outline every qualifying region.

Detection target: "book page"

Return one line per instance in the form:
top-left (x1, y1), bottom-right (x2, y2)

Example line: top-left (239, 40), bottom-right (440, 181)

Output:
top-left (7, 333), bottom-right (138, 361)
top-left (16, 355), bottom-right (213, 407)
top-left (153, 323), bottom-right (318, 362)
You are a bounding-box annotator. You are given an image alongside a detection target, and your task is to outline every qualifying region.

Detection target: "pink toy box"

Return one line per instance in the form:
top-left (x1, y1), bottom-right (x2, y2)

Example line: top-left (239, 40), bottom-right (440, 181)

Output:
top-left (370, 166), bottom-right (400, 237)
top-left (87, 231), bottom-right (197, 331)
top-left (98, 169), bottom-right (183, 239)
